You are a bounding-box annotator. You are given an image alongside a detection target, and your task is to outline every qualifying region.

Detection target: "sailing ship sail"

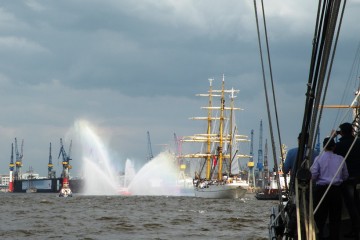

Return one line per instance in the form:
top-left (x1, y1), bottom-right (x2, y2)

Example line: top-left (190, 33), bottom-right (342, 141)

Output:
top-left (180, 75), bottom-right (250, 199)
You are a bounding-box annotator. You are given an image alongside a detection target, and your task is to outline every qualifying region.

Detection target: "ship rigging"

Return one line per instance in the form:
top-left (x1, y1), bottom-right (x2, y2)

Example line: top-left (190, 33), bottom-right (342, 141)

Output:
top-left (253, 0), bottom-right (352, 239)
top-left (180, 75), bottom-right (250, 199)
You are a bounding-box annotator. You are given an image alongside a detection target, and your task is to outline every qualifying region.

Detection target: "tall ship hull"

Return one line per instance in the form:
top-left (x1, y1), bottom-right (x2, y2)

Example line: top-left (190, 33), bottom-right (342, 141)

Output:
top-left (13, 178), bottom-right (84, 193)
top-left (194, 182), bottom-right (247, 199)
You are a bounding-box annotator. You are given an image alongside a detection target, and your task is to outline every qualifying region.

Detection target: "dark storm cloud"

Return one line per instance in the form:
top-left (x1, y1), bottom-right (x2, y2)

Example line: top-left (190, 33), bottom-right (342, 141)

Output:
top-left (0, 0), bottom-right (358, 176)
top-left (0, 0), bottom-right (263, 98)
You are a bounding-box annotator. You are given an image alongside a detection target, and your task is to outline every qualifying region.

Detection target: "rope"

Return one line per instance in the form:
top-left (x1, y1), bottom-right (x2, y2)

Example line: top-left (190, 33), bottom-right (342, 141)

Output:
top-left (295, 180), bottom-right (317, 240)
top-left (253, 0), bottom-right (347, 239)
top-left (254, 0), bottom-right (286, 208)
top-left (253, 0), bottom-right (274, 166)
top-left (309, 181), bottom-right (316, 240)
top-left (259, 0), bottom-right (284, 193)
top-left (293, 1), bottom-right (345, 239)
top-left (316, 0), bottom-right (347, 132)
top-left (308, 0), bottom-right (340, 165)
top-left (295, 178), bottom-right (302, 239)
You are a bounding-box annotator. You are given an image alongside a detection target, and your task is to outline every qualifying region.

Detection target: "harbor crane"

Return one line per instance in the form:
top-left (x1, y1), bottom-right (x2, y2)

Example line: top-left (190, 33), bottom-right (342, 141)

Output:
top-left (14, 138), bottom-right (24, 180)
top-left (247, 129), bottom-right (256, 189)
top-left (8, 143), bottom-right (15, 192)
top-left (263, 139), bottom-right (269, 186)
top-left (48, 142), bottom-right (56, 179)
top-left (174, 132), bottom-right (181, 167)
top-left (256, 120), bottom-right (264, 188)
top-left (257, 120), bottom-right (264, 171)
top-left (147, 131), bottom-right (153, 161)
top-left (58, 138), bottom-right (72, 192)
top-left (174, 133), bottom-right (179, 156)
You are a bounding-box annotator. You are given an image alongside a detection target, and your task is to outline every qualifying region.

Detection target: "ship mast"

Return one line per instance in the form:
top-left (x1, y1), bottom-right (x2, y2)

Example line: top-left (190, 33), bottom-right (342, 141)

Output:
top-left (205, 78), bottom-right (213, 179)
top-left (228, 87), bottom-right (236, 175)
top-left (217, 75), bottom-right (225, 181)
top-left (180, 76), bottom-right (250, 179)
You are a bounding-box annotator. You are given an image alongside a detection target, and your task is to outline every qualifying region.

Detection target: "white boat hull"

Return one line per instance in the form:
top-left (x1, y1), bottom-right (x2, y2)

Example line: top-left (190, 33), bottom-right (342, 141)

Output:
top-left (59, 187), bottom-right (73, 197)
top-left (26, 188), bottom-right (37, 193)
top-left (194, 183), bottom-right (247, 199)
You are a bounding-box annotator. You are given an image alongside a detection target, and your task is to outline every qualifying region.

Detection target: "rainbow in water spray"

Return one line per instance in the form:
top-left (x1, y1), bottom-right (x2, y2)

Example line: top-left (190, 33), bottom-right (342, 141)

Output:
top-left (74, 119), bottom-right (119, 195)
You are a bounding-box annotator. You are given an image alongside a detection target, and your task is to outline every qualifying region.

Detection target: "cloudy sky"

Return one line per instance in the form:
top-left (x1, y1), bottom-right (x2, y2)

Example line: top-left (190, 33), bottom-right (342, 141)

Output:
top-left (0, 0), bottom-right (359, 177)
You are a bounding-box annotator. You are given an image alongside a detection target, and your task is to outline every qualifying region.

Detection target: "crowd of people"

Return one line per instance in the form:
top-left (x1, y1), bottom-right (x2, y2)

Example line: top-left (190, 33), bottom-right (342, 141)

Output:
top-left (283, 122), bottom-right (360, 240)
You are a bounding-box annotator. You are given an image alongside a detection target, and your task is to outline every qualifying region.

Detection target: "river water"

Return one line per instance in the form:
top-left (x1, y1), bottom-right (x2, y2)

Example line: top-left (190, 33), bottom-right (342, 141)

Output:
top-left (0, 193), bottom-right (275, 240)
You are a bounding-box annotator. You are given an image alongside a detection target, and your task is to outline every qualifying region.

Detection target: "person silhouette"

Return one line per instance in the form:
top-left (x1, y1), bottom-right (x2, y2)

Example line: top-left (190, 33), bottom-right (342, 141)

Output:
top-left (311, 137), bottom-right (348, 240)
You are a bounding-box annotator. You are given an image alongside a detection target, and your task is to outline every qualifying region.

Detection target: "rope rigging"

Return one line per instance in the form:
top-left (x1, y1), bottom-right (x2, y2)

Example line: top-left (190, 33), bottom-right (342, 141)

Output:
top-left (253, 0), bottom-right (285, 200)
top-left (290, 0), bottom-right (346, 239)
top-left (255, 0), bottom-right (348, 239)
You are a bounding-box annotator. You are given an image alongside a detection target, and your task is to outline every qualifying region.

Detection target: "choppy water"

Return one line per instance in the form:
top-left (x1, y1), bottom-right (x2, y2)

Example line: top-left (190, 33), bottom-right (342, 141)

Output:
top-left (0, 193), bottom-right (275, 240)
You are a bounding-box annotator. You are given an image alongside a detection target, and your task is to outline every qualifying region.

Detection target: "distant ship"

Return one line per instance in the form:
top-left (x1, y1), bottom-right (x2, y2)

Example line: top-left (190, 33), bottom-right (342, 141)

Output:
top-left (180, 76), bottom-right (250, 199)
top-left (255, 144), bottom-right (289, 201)
top-left (255, 172), bottom-right (288, 201)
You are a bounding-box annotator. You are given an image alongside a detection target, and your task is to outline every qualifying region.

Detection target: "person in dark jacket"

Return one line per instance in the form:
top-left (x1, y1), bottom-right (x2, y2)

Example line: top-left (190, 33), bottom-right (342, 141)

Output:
top-left (283, 133), bottom-right (319, 175)
top-left (334, 122), bottom-right (360, 239)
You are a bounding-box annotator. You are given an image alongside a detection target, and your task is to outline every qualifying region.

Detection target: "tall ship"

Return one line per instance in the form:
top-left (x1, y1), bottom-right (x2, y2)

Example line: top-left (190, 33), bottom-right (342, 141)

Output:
top-left (181, 76), bottom-right (250, 199)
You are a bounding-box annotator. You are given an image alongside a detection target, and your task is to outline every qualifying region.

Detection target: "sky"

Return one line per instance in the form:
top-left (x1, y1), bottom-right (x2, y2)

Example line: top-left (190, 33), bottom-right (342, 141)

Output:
top-left (0, 0), bottom-right (359, 177)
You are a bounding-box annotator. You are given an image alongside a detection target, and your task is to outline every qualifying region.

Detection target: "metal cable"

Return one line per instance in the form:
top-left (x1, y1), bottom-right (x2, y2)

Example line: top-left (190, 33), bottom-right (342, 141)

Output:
top-left (259, 0), bottom-right (285, 197)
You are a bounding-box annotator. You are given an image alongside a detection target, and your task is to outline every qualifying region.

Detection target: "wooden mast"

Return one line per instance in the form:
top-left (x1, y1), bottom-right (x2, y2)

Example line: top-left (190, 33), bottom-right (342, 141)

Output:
top-left (205, 78), bottom-right (213, 180)
top-left (180, 77), bottom-right (250, 178)
top-left (217, 75), bottom-right (225, 181)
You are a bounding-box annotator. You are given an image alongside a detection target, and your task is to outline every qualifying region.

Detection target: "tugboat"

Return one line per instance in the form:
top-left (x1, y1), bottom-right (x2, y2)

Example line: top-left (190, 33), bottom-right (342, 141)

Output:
top-left (58, 138), bottom-right (73, 197)
top-left (256, 144), bottom-right (289, 201)
top-left (59, 178), bottom-right (73, 197)
top-left (255, 173), bottom-right (288, 201)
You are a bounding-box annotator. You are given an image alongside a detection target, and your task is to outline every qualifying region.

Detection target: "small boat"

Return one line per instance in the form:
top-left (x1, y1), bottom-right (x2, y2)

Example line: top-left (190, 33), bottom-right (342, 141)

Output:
top-left (58, 176), bottom-right (72, 197)
top-left (59, 187), bottom-right (72, 197)
top-left (181, 76), bottom-right (250, 199)
top-left (255, 188), bottom-right (287, 201)
top-left (175, 160), bottom-right (195, 196)
top-left (26, 187), bottom-right (37, 193)
top-left (117, 187), bottom-right (131, 196)
top-left (58, 139), bottom-right (73, 197)
top-left (117, 159), bottom-right (135, 196)
top-left (25, 166), bottom-right (37, 193)
top-left (255, 169), bottom-right (289, 201)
